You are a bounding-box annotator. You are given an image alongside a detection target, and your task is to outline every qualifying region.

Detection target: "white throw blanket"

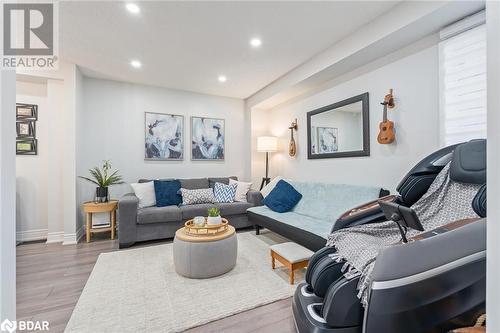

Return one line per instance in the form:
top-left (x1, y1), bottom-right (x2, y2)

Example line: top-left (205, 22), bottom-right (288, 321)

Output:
top-left (326, 163), bottom-right (480, 306)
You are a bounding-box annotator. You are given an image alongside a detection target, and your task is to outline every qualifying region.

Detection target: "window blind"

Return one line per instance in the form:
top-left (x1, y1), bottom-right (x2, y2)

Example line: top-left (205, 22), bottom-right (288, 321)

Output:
top-left (439, 22), bottom-right (486, 146)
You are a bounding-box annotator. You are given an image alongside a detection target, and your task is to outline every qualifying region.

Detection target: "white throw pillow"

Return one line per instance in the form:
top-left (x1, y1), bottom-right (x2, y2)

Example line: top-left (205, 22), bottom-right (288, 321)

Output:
top-left (229, 179), bottom-right (252, 202)
top-left (260, 176), bottom-right (283, 198)
top-left (130, 181), bottom-right (156, 208)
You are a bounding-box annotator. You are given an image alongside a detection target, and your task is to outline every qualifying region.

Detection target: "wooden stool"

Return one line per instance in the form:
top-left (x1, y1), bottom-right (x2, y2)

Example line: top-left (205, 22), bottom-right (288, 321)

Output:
top-left (270, 242), bottom-right (313, 284)
top-left (82, 200), bottom-right (118, 243)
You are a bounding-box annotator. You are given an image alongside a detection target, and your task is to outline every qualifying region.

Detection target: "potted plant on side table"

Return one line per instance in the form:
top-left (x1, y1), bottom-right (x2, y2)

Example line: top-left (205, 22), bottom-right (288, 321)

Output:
top-left (79, 160), bottom-right (124, 203)
top-left (207, 207), bottom-right (222, 225)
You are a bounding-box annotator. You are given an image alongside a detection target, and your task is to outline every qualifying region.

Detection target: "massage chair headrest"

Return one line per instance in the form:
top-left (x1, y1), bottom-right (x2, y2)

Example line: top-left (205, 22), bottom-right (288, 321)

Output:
top-left (450, 139), bottom-right (486, 184)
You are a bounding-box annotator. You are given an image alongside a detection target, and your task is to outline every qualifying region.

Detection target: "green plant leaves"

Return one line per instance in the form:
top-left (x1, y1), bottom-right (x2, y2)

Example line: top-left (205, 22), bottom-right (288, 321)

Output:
top-left (78, 160), bottom-right (124, 187)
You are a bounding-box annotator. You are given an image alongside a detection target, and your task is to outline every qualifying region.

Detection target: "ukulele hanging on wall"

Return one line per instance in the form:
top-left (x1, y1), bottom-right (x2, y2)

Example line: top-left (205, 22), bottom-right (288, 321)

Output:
top-left (377, 89), bottom-right (396, 144)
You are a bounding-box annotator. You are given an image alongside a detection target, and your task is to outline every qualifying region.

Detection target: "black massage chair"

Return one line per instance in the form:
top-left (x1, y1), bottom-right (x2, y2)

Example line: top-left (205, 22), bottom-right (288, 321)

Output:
top-left (293, 139), bottom-right (486, 333)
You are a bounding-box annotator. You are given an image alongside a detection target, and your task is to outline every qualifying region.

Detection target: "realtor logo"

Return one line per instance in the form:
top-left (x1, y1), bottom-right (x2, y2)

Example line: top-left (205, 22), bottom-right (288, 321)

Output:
top-left (1, 2), bottom-right (58, 69)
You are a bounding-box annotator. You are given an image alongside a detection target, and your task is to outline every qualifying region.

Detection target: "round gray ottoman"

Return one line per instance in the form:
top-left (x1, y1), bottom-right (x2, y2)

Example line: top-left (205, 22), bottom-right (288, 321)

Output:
top-left (173, 225), bottom-right (237, 279)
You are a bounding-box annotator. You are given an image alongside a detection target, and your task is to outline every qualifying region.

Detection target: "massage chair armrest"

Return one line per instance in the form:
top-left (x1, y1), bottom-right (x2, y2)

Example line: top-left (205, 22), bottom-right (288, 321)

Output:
top-left (118, 193), bottom-right (139, 248)
top-left (370, 218), bottom-right (486, 285)
top-left (332, 195), bottom-right (399, 232)
top-left (247, 189), bottom-right (263, 206)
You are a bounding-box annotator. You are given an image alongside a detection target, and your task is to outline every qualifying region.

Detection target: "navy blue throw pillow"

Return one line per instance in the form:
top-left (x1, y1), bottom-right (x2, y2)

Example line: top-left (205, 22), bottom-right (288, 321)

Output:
top-left (262, 180), bottom-right (302, 213)
top-left (154, 180), bottom-right (182, 207)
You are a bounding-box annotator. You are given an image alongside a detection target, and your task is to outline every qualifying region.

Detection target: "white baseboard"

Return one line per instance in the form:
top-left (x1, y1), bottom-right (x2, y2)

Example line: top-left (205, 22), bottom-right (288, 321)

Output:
top-left (62, 226), bottom-right (84, 245)
top-left (16, 229), bottom-right (47, 242)
top-left (46, 231), bottom-right (64, 244)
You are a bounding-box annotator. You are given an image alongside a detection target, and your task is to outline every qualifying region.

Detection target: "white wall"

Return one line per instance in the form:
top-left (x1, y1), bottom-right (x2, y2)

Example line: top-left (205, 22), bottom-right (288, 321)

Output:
top-left (16, 62), bottom-right (81, 244)
top-left (78, 78), bottom-right (248, 205)
top-left (15, 81), bottom-right (49, 241)
top-left (255, 45), bottom-right (440, 192)
top-left (487, 1), bottom-right (500, 331)
top-left (45, 79), bottom-right (65, 243)
top-left (0, 70), bottom-right (16, 323)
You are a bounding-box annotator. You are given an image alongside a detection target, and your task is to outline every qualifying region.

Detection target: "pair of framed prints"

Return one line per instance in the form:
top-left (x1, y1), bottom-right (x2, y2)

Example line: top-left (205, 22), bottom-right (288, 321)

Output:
top-left (145, 112), bottom-right (225, 161)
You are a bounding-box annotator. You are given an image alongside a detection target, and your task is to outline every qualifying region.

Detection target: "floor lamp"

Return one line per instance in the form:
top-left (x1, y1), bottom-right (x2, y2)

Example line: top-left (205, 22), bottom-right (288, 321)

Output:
top-left (257, 136), bottom-right (278, 190)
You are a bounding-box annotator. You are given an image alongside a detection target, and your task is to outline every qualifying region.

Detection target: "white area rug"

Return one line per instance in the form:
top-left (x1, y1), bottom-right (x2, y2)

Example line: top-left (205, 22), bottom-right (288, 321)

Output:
top-left (65, 232), bottom-right (301, 333)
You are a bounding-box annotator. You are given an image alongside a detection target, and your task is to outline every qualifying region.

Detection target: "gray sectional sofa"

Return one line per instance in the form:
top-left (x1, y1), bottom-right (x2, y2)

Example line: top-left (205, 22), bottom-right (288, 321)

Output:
top-left (118, 177), bottom-right (263, 248)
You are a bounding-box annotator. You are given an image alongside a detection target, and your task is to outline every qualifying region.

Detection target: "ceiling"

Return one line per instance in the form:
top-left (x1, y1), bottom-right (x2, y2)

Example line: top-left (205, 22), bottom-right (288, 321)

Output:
top-left (60, 1), bottom-right (400, 99)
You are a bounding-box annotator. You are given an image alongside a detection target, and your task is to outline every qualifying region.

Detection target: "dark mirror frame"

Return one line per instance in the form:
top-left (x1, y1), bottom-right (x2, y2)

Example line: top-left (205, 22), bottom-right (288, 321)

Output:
top-left (307, 92), bottom-right (370, 159)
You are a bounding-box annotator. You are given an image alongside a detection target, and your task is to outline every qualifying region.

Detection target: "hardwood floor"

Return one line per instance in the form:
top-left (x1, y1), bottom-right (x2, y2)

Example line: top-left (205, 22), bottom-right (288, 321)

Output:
top-left (16, 233), bottom-right (296, 333)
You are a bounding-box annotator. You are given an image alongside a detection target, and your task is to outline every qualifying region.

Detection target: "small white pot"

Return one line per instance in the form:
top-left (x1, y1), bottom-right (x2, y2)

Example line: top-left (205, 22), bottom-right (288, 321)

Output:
top-left (207, 215), bottom-right (222, 225)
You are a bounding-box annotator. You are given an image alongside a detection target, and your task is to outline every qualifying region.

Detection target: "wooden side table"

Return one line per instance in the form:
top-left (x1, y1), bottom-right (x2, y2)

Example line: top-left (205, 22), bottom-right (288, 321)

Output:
top-left (82, 200), bottom-right (118, 243)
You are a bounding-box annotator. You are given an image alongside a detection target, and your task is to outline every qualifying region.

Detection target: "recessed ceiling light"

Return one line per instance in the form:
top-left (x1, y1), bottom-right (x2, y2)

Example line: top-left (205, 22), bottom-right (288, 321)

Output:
top-left (218, 75), bottom-right (227, 83)
top-left (130, 60), bottom-right (142, 68)
top-left (125, 3), bottom-right (140, 14)
top-left (250, 38), bottom-right (262, 48)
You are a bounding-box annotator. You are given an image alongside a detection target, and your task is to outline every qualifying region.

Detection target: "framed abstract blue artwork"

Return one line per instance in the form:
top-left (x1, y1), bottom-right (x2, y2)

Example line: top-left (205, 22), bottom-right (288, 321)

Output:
top-left (145, 112), bottom-right (184, 160)
top-left (191, 116), bottom-right (225, 161)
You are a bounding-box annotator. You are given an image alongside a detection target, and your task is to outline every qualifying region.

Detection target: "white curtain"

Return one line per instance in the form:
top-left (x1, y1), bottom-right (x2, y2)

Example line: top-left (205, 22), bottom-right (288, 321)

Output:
top-left (439, 17), bottom-right (486, 146)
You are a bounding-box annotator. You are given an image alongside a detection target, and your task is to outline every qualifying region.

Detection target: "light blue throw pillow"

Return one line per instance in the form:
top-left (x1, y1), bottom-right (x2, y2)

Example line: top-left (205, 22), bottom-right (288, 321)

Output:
top-left (213, 182), bottom-right (237, 203)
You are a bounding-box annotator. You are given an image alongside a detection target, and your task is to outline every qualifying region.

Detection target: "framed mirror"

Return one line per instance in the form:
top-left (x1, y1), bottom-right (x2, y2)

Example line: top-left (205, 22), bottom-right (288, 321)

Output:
top-left (307, 92), bottom-right (369, 159)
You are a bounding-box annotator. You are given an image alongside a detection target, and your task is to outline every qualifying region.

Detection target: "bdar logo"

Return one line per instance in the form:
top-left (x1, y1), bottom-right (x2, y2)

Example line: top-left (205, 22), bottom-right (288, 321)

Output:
top-left (0, 319), bottom-right (16, 333)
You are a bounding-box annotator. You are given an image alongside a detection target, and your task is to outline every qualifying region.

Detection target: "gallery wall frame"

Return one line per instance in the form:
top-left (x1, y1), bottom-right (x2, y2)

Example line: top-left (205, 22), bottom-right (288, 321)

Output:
top-left (190, 116), bottom-right (225, 161)
top-left (16, 103), bottom-right (38, 155)
top-left (16, 103), bottom-right (38, 120)
top-left (144, 112), bottom-right (185, 161)
top-left (16, 121), bottom-right (36, 138)
top-left (16, 139), bottom-right (38, 155)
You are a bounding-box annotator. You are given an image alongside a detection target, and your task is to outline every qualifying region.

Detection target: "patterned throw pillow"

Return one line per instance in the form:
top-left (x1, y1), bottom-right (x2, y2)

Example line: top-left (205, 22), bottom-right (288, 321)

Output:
top-left (213, 182), bottom-right (237, 203)
top-left (179, 188), bottom-right (216, 205)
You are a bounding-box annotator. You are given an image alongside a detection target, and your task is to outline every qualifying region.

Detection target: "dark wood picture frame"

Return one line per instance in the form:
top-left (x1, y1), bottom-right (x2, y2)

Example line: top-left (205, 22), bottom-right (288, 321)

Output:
top-left (16, 103), bottom-right (38, 120)
top-left (307, 92), bottom-right (370, 159)
top-left (16, 139), bottom-right (38, 155)
top-left (16, 121), bottom-right (36, 138)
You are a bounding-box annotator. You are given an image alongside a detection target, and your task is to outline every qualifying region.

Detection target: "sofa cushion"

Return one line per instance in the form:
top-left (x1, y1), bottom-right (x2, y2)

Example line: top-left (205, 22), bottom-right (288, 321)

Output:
top-left (290, 181), bottom-right (381, 221)
top-left (263, 180), bottom-right (302, 213)
top-left (180, 188), bottom-right (216, 205)
top-left (216, 202), bottom-right (253, 216)
top-left (130, 181), bottom-right (156, 208)
top-left (137, 205), bottom-right (181, 224)
top-left (179, 178), bottom-right (209, 189)
top-left (230, 179), bottom-right (252, 202)
top-left (214, 182), bottom-right (237, 203)
top-left (154, 180), bottom-right (182, 207)
top-left (180, 204), bottom-right (215, 219)
top-left (208, 176), bottom-right (237, 188)
top-left (260, 176), bottom-right (283, 198)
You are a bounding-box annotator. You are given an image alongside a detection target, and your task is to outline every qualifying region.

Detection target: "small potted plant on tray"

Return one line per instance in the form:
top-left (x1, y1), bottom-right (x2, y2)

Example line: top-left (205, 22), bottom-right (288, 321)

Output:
top-left (207, 207), bottom-right (222, 225)
top-left (79, 160), bottom-right (124, 203)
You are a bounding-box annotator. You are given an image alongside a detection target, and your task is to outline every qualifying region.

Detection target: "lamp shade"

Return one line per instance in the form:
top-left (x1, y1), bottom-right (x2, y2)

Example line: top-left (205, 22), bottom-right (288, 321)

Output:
top-left (257, 136), bottom-right (278, 152)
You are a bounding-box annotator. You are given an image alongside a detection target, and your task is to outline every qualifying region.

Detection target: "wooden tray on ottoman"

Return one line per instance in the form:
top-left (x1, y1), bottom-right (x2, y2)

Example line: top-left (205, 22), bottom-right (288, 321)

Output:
top-left (184, 218), bottom-right (229, 237)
